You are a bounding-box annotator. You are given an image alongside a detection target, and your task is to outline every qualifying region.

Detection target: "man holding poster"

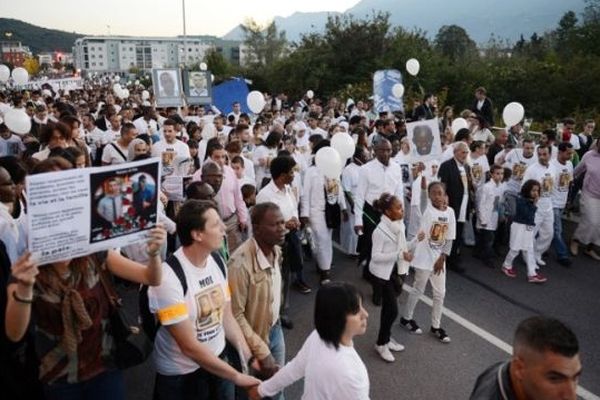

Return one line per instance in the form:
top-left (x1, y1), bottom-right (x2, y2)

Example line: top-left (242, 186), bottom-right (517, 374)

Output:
top-left (406, 118), bottom-right (442, 163)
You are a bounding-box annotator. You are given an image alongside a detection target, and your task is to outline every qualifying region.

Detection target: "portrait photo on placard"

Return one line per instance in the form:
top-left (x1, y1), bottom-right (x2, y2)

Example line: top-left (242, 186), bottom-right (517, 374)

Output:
top-left (89, 163), bottom-right (159, 243)
top-left (406, 118), bottom-right (442, 163)
top-left (183, 70), bottom-right (213, 105)
top-left (152, 68), bottom-right (183, 107)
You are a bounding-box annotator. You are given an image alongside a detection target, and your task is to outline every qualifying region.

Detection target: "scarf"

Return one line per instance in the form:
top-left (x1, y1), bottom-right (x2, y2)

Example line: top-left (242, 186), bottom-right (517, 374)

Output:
top-left (37, 262), bottom-right (94, 356)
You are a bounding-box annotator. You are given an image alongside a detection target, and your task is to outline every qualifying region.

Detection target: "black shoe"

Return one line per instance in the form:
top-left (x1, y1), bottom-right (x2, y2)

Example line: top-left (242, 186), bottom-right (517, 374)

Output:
top-left (400, 318), bottom-right (423, 334)
top-left (558, 258), bottom-right (572, 267)
top-left (292, 280), bottom-right (312, 294)
top-left (430, 327), bottom-right (451, 343)
top-left (280, 316), bottom-right (294, 330)
top-left (319, 270), bottom-right (331, 285)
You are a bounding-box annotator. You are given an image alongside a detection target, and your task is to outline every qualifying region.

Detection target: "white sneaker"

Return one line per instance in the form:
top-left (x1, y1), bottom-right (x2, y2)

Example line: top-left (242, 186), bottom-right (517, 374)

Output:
top-left (374, 344), bottom-right (395, 362)
top-left (387, 338), bottom-right (405, 352)
top-left (536, 258), bottom-right (546, 266)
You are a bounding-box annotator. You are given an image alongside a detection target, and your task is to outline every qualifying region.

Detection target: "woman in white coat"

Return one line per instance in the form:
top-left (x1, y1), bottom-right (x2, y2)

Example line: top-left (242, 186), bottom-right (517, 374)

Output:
top-left (300, 140), bottom-right (347, 284)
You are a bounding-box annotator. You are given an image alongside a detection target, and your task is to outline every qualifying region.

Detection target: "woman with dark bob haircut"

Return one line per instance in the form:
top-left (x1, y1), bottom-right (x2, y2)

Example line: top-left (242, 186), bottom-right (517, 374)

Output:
top-left (250, 282), bottom-right (370, 400)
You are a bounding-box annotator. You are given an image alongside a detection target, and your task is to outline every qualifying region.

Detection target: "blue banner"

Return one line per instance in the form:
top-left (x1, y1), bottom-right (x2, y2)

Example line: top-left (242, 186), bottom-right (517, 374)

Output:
top-left (373, 69), bottom-right (404, 113)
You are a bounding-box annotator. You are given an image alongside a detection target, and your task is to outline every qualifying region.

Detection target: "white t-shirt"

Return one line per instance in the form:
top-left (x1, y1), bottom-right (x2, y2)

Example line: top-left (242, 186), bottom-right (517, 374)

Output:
top-left (521, 162), bottom-right (556, 212)
top-left (258, 330), bottom-right (369, 400)
top-left (469, 154), bottom-right (490, 191)
top-left (503, 148), bottom-right (537, 194)
top-left (476, 180), bottom-right (505, 231)
top-left (472, 128), bottom-right (494, 144)
top-left (411, 204), bottom-right (456, 271)
top-left (151, 139), bottom-right (190, 159)
top-left (0, 135), bottom-right (25, 157)
top-left (148, 248), bottom-right (230, 376)
top-left (101, 141), bottom-right (129, 165)
top-left (550, 159), bottom-right (573, 209)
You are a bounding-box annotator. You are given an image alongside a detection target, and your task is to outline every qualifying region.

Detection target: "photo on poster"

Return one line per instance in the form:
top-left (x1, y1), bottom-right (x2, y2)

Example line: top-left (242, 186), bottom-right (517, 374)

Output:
top-left (183, 70), bottom-right (213, 105)
top-left (152, 68), bottom-right (183, 107)
top-left (89, 162), bottom-right (159, 244)
top-left (406, 118), bottom-right (442, 163)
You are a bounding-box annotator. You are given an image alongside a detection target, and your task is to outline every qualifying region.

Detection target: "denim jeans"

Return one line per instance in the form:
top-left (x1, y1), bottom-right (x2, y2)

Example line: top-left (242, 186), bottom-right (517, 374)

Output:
top-left (552, 208), bottom-right (569, 260)
top-left (44, 369), bottom-right (125, 400)
top-left (153, 350), bottom-right (235, 400)
top-left (268, 322), bottom-right (286, 400)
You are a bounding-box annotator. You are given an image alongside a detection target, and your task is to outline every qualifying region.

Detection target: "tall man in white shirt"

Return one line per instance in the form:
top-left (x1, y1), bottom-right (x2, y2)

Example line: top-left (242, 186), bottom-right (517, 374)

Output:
top-left (354, 139), bottom-right (404, 305)
top-left (256, 155), bottom-right (305, 329)
top-left (101, 122), bottom-right (137, 165)
top-left (151, 119), bottom-right (191, 160)
top-left (522, 145), bottom-right (557, 266)
top-left (133, 106), bottom-right (158, 136)
top-left (550, 142), bottom-right (574, 266)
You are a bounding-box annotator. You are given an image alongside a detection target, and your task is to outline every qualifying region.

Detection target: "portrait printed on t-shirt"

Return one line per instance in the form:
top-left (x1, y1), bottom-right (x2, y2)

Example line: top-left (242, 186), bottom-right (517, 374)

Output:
top-left (558, 171), bottom-right (571, 191)
top-left (542, 175), bottom-right (554, 196)
top-left (194, 285), bottom-right (226, 341)
top-left (512, 163), bottom-right (526, 181)
top-left (429, 221), bottom-right (448, 246)
top-left (471, 165), bottom-right (483, 184)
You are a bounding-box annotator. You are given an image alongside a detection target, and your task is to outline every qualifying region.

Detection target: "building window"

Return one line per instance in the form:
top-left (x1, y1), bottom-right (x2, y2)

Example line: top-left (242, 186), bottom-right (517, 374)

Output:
top-left (91, 62), bottom-right (96, 66)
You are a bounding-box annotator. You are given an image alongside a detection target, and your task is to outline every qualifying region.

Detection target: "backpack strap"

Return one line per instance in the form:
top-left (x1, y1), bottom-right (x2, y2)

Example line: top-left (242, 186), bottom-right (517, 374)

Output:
top-left (211, 250), bottom-right (227, 279)
top-left (165, 253), bottom-right (188, 296)
top-left (110, 142), bottom-right (128, 162)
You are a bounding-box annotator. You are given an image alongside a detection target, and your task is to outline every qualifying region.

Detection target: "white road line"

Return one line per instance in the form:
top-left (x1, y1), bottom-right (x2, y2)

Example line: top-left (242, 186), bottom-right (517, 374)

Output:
top-left (411, 288), bottom-right (600, 400)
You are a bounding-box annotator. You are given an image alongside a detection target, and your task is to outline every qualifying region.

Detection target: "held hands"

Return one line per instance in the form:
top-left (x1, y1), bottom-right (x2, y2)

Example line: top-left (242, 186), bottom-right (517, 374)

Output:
top-left (233, 372), bottom-right (261, 389)
top-left (146, 224), bottom-right (167, 256)
top-left (256, 354), bottom-right (280, 380)
top-left (417, 231), bottom-right (426, 242)
top-left (402, 252), bottom-right (414, 262)
top-left (247, 385), bottom-right (261, 400)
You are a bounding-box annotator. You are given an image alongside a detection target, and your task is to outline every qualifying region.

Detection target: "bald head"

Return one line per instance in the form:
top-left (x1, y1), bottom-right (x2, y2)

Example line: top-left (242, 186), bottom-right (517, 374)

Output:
top-left (374, 138), bottom-right (392, 166)
top-left (201, 161), bottom-right (224, 193)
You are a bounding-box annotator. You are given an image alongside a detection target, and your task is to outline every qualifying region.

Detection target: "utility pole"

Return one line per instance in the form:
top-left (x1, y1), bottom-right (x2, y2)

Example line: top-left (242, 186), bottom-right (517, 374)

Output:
top-left (181, 0), bottom-right (187, 67)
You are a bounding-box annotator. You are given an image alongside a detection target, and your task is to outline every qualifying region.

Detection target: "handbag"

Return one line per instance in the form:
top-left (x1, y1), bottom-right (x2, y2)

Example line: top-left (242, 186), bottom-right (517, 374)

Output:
top-left (98, 269), bottom-right (153, 369)
top-left (324, 187), bottom-right (341, 229)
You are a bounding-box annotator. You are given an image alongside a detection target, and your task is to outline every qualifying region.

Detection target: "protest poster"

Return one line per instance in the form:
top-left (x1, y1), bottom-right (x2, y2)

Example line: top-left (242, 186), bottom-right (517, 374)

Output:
top-left (152, 68), bottom-right (184, 107)
top-left (406, 118), bottom-right (442, 163)
top-left (21, 77), bottom-right (84, 91)
top-left (183, 70), bottom-right (213, 105)
top-left (373, 69), bottom-right (404, 113)
top-left (161, 154), bottom-right (193, 178)
top-left (26, 158), bottom-right (161, 264)
top-left (163, 175), bottom-right (193, 201)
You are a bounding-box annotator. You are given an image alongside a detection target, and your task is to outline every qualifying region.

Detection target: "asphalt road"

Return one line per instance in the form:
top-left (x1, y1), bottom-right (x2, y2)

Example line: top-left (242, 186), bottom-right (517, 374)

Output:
top-left (125, 221), bottom-right (600, 400)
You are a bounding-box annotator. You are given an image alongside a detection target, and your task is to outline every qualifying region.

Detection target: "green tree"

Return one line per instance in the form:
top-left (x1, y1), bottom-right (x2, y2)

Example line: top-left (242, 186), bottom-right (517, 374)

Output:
top-left (241, 19), bottom-right (287, 68)
top-left (434, 25), bottom-right (478, 62)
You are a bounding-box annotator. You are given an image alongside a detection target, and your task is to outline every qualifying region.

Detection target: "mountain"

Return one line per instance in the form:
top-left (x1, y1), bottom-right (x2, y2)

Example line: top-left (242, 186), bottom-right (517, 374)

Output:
top-left (0, 18), bottom-right (84, 54)
top-left (223, 0), bottom-right (586, 44)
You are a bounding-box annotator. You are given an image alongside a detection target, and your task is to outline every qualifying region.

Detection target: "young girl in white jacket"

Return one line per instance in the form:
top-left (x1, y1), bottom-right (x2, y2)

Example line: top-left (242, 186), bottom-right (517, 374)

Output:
top-left (370, 192), bottom-right (423, 362)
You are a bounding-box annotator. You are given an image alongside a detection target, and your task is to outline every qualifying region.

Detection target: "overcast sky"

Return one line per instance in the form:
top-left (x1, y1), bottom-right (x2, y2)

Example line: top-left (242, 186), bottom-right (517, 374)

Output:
top-left (3, 0), bottom-right (360, 37)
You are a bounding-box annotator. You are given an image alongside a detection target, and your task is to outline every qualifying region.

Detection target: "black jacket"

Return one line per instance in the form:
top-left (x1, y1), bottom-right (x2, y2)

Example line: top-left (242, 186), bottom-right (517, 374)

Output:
top-left (472, 97), bottom-right (494, 127)
top-left (470, 361), bottom-right (517, 400)
top-left (438, 158), bottom-right (474, 219)
top-left (413, 104), bottom-right (434, 121)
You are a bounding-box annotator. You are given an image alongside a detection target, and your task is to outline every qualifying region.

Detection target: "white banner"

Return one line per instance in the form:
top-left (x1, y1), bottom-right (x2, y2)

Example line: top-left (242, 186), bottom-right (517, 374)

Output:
top-left (27, 158), bottom-right (161, 264)
top-left (21, 77), bottom-right (84, 90)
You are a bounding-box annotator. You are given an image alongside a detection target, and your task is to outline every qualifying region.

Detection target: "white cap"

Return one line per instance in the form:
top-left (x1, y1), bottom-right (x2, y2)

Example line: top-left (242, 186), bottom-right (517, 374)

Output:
top-left (294, 121), bottom-right (307, 131)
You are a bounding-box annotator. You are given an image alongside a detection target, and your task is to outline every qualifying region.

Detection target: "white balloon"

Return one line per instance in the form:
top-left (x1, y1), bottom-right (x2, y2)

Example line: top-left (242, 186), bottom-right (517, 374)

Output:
top-left (142, 90), bottom-right (150, 100)
top-left (113, 83), bottom-right (122, 93)
top-left (114, 75), bottom-right (121, 82)
top-left (4, 109), bottom-right (32, 134)
top-left (11, 67), bottom-right (29, 85)
top-left (247, 91), bottom-right (266, 114)
top-left (391, 83), bottom-right (405, 98)
top-left (306, 90), bottom-right (314, 99)
top-left (331, 132), bottom-right (355, 160)
top-left (134, 79), bottom-right (140, 85)
top-left (120, 89), bottom-right (130, 99)
top-left (0, 65), bottom-right (9, 83)
top-left (503, 102), bottom-right (525, 127)
top-left (406, 58), bottom-right (420, 76)
top-left (451, 117), bottom-right (469, 134)
top-left (315, 147), bottom-right (343, 179)
top-left (200, 62), bottom-right (208, 71)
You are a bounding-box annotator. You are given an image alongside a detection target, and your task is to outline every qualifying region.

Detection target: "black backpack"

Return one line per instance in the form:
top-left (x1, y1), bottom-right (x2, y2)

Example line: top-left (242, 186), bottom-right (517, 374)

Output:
top-left (140, 251), bottom-right (227, 341)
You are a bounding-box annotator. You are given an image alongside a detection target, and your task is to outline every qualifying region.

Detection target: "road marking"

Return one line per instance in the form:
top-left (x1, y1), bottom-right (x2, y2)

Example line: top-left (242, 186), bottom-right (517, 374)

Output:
top-left (408, 287), bottom-right (600, 400)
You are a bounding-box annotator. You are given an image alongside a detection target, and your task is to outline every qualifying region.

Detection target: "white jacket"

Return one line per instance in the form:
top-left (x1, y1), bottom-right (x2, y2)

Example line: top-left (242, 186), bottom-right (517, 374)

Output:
top-left (369, 215), bottom-right (417, 279)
